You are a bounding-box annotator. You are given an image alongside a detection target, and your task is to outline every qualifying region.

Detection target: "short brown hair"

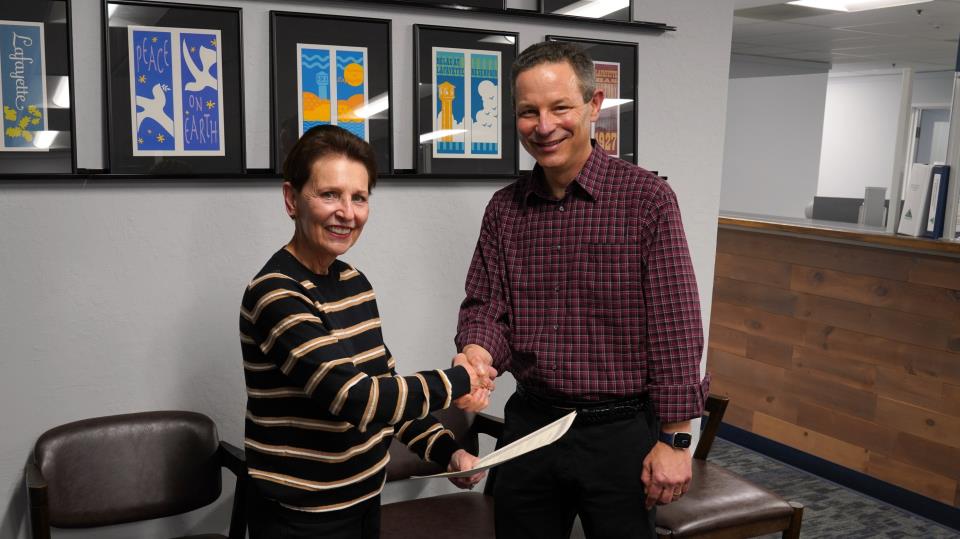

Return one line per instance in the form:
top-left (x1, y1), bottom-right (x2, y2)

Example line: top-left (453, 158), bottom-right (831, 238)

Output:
top-left (282, 125), bottom-right (378, 192)
top-left (512, 41), bottom-right (596, 103)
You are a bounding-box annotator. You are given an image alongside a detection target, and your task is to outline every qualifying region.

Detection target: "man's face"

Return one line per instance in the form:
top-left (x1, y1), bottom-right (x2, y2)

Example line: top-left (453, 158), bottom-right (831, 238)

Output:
top-left (514, 61), bottom-right (602, 175)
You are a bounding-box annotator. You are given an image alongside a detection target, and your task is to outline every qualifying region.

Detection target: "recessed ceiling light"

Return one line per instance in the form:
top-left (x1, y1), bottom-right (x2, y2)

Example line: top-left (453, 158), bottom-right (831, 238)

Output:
top-left (787, 0), bottom-right (932, 12)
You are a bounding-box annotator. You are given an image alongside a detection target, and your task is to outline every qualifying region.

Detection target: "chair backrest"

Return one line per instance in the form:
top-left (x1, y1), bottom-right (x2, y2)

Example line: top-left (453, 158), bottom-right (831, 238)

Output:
top-left (386, 407), bottom-right (479, 482)
top-left (33, 410), bottom-right (223, 528)
top-left (694, 394), bottom-right (729, 461)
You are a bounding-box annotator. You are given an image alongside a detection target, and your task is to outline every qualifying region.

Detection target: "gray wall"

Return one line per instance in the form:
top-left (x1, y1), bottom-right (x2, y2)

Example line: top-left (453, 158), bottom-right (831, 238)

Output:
top-left (721, 57), bottom-right (829, 218)
top-left (0, 0), bottom-right (734, 537)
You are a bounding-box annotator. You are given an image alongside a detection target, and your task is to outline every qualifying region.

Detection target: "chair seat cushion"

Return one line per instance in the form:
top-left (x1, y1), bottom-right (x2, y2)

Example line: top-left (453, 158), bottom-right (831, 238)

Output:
top-left (656, 460), bottom-right (794, 537)
top-left (381, 492), bottom-right (494, 539)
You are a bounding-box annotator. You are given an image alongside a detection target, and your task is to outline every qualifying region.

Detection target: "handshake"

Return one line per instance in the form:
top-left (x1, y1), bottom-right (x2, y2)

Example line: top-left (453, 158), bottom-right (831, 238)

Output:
top-left (452, 344), bottom-right (497, 412)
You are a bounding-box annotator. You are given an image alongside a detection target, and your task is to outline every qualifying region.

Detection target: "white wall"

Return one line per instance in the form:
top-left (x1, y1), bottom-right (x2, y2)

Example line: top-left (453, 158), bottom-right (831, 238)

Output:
top-left (816, 70), bottom-right (953, 199)
top-left (0, 1), bottom-right (734, 537)
top-left (721, 69), bottom-right (828, 218)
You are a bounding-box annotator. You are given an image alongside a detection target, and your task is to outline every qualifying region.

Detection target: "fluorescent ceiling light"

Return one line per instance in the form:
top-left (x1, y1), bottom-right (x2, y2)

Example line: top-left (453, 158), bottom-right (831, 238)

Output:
top-left (787, 0), bottom-right (932, 12)
top-left (419, 129), bottom-right (467, 143)
top-left (554, 0), bottom-right (628, 18)
top-left (33, 131), bottom-right (58, 150)
top-left (600, 98), bottom-right (632, 111)
top-left (354, 93), bottom-right (389, 119)
top-left (51, 77), bottom-right (70, 108)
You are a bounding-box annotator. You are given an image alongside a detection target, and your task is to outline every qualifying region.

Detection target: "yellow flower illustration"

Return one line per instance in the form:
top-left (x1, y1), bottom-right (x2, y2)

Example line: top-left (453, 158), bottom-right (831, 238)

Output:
top-left (27, 104), bottom-right (39, 114)
top-left (22, 130), bottom-right (33, 142)
top-left (156, 133), bottom-right (165, 143)
top-left (31, 118), bottom-right (40, 125)
top-left (210, 38), bottom-right (217, 47)
top-left (138, 74), bottom-right (147, 84)
top-left (152, 36), bottom-right (158, 43)
top-left (206, 100), bottom-right (215, 109)
top-left (6, 126), bottom-right (21, 137)
top-left (19, 116), bottom-right (30, 128)
top-left (4, 107), bottom-right (16, 121)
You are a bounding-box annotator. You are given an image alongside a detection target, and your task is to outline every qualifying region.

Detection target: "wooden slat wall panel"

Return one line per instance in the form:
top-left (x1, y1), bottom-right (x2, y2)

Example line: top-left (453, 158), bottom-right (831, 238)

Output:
top-left (709, 228), bottom-right (960, 508)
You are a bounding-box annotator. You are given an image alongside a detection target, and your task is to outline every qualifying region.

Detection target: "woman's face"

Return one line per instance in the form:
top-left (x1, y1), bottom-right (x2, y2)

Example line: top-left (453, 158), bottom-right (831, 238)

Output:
top-left (284, 155), bottom-right (370, 268)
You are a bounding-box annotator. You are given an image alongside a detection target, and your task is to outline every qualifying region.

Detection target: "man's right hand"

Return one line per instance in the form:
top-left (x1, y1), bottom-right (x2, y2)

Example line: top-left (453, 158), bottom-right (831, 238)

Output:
top-left (453, 350), bottom-right (496, 412)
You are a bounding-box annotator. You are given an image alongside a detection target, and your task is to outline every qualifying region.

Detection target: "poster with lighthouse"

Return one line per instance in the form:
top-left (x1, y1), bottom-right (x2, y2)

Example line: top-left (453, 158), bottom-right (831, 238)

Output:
top-left (297, 44), bottom-right (369, 140)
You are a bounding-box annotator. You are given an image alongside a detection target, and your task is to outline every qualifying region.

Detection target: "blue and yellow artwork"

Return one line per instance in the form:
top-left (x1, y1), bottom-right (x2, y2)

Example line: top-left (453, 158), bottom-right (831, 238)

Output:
top-left (433, 49), bottom-right (466, 157)
top-left (469, 52), bottom-right (500, 158)
top-left (297, 44), bottom-right (368, 140)
top-left (0, 20), bottom-right (47, 152)
top-left (180, 32), bottom-right (221, 152)
top-left (128, 25), bottom-right (224, 156)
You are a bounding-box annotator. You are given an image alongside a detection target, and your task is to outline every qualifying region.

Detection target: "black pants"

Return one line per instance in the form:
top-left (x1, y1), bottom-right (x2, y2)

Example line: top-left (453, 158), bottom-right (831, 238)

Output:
top-left (493, 392), bottom-right (658, 539)
top-left (247, 483), bottom-right (381, 539)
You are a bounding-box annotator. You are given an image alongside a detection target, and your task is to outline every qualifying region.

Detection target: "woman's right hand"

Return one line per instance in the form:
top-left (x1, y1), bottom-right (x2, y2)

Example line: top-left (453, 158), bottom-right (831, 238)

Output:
top-left (453, 353), bottom-right (496, 412)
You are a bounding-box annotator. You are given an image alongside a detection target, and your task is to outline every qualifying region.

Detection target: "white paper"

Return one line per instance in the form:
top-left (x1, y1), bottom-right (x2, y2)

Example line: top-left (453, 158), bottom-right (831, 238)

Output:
top-left (412, 411), bottom-right (577, 479)
top-left (897, 163), bottom-right (933, 237)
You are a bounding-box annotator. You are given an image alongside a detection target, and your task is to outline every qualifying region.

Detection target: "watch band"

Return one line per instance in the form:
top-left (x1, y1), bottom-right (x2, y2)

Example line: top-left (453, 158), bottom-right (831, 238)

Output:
top-left (658, 431), bottom-right (692, 449)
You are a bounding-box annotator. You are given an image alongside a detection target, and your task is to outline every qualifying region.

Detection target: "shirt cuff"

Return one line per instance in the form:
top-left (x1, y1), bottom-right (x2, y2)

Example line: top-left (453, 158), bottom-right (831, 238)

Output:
top-left (427, 431), bottom-right (461, 467)
top-left (445, 365), bottom-right (472, 401)
top-left (455, 327), bottom-right (511, 373)
top-left (649, 372), bottom-right (711, 424)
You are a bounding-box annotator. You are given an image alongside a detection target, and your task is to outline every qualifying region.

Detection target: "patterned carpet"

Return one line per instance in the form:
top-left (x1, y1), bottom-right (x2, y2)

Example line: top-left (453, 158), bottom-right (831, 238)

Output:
top-left (709, 438), bottom-right (960, 538)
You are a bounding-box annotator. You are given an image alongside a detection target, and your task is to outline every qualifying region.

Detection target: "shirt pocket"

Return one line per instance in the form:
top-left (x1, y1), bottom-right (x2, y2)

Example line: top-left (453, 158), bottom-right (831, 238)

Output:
top-left (583, 243), bottom-right (642, 315)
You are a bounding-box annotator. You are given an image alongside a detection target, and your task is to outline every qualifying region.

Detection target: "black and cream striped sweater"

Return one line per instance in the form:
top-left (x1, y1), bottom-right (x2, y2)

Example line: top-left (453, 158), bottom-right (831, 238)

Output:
top-left (240, 248), bottom-right (470, 512)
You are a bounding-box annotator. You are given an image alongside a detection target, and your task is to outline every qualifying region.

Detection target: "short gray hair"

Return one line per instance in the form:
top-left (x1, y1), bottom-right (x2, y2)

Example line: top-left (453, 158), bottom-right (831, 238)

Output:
top-left (511, 41), bottom-right (595, 103)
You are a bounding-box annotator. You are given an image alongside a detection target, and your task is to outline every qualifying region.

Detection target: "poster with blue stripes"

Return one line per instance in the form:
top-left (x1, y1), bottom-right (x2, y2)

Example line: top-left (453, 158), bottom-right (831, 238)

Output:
top-left (469, 52), bottom-right (500, 157)
top-left (297, 44), bottom-right (369, 140)
top-left (0, 20), bottom-right (47, 152)
top-left (128, 25), bottom-right (224, 156)
top-left (431, 47), bottom-right (500, 159)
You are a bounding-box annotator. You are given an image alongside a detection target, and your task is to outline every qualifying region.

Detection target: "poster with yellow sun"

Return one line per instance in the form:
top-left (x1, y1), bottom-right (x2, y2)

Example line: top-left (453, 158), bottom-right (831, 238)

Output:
top-left (297, 44), bottom-right (368, 140)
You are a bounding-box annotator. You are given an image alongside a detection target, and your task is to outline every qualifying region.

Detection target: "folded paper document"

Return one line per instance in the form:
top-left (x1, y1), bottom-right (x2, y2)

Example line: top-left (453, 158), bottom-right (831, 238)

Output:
top-left (412, 411), bottom-right (577, 479)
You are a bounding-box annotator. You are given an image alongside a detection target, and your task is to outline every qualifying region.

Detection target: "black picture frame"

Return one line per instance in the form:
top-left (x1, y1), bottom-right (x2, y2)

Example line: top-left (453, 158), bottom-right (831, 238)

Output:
top-left (546, 35), bottom-right (638, 164)
top-left (413, 24), bottom-right (518, 177)
top-left (270, 12), bottom-right (392, 175)
top-left (392, 0), bottom-right (504, 8)
top-left (540, 0), bottom-right (632, 21)
top-left (102, 0), bottom-right (244, 176)
top-left (0, 0), bottom-right (76, 176)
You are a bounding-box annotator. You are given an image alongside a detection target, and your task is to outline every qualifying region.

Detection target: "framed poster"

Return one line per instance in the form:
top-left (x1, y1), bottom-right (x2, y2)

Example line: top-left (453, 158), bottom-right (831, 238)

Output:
top-left (414, 25), bottom-right (517, 176)
top-left (103, 1), bottom-right (244, 175)
top-left (545, 35), bottom-right (638, 164)
top-left (540, 0), bottom-right (631, 21)
top-left (0, 0), bottom-right (75, 175)
top-left (270, 12), bottom-right (392, 174)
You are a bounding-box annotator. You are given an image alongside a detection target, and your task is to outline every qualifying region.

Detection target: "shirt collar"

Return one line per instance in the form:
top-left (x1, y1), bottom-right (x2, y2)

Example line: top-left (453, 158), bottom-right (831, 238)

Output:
top-left (522, 142), bottom-right (608, 206)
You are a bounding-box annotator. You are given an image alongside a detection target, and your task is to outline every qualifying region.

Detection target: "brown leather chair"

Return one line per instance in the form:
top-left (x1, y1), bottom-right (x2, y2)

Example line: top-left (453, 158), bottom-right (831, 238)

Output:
top-left (25, 410), bottom-right (247, 539)
top-left (381, 407), bottom-right (503, 539)
top-left (655, 395), bottom-right (804, 538)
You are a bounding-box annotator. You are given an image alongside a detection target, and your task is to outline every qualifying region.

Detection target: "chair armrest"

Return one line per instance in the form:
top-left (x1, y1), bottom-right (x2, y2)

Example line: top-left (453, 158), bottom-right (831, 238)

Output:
top-left (471, 412), bottom-right (504, 440)
top-left (694, 394), bottom-right (729, 460)
top-left (218, 441), bottom-right (247, 478)
top-left (25, 461), bottom-right (51, 539)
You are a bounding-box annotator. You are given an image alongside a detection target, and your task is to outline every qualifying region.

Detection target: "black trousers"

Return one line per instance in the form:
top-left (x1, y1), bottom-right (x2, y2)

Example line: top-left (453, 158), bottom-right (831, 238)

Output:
top-left (246, 483), bottom-right (381, 539)
top-left (493, 392), bottom-right (658, 539)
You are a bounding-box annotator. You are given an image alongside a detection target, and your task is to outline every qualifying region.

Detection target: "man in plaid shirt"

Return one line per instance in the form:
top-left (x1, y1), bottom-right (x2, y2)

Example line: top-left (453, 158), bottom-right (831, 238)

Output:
top-left (456, 41), bottom-right (710, 538)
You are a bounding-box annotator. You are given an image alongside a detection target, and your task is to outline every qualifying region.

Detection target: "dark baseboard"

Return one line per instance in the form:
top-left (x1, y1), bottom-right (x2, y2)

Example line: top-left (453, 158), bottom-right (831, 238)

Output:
top-left (718, 422), bottom-right (960, 531)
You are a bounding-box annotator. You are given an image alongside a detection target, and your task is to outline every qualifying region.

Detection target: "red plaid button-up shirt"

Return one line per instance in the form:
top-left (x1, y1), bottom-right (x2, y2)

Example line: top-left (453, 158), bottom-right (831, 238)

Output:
top-left (456, 145), bottom-right (709, 423)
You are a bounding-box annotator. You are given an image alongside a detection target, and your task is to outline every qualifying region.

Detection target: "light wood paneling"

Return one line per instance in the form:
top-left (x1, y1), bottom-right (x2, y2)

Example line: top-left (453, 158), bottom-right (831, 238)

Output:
top-left (752, 413), bottom-right (869, 472)
top-left (709, 227), bottom-right (960, 508)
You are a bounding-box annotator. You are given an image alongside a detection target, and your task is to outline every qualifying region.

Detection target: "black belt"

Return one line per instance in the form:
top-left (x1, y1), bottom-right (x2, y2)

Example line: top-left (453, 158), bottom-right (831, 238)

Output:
top-left (516, 384), bottom-right (647, 425)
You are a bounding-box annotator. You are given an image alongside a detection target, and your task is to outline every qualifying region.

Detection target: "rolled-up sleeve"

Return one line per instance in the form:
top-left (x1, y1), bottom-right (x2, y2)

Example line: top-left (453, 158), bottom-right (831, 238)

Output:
top-left (642, 187), bottom-right (710, 424)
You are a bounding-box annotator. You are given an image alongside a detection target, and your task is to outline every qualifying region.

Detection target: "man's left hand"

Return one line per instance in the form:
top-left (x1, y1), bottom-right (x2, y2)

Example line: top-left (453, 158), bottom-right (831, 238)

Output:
top-left (641, 441), bottom-right (692, 509)
top-left (447, 449), bottom-right (486, 490)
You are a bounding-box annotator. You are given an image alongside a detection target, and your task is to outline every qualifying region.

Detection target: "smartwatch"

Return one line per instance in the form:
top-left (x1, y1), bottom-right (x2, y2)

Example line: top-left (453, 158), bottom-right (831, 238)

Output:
top-left (659, 431), bottom-right (692, 449)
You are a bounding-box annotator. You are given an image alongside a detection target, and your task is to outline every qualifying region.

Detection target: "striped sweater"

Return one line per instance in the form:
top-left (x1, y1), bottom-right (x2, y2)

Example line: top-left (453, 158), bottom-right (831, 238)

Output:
top-left (240, 248), bottom-right (471, 512)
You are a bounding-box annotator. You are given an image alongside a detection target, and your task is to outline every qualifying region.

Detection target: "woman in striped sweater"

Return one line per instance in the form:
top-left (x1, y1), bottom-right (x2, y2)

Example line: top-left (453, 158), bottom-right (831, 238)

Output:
top-left (241, 125), bottom-right (495, 539)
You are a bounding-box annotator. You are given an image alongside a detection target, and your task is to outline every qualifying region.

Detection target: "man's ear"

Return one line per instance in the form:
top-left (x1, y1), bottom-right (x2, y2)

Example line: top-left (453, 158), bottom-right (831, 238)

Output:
top-left (588, 88), bottom-right (604, 122)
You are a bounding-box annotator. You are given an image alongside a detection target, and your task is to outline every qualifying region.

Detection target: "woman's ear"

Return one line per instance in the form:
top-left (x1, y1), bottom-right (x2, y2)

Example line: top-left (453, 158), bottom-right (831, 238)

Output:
top-left (282, 182), bottom-right (297, 220)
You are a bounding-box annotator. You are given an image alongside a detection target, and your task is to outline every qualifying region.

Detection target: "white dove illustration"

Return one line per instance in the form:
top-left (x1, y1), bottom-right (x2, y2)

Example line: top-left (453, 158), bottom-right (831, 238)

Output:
top-left (136, 83), bottom-right (174, 135)
top-left (183, 40), bottom-right (218, 92)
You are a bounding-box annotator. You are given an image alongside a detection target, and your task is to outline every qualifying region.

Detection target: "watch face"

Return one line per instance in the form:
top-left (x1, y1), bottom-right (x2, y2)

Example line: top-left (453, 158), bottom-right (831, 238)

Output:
top-left (673, 433), bottom-right (692, 449)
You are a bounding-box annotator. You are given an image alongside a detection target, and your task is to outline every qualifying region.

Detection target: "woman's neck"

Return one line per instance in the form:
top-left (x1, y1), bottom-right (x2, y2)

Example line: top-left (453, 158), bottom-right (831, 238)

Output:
top-left (285, 238), bottom-right (333, 275)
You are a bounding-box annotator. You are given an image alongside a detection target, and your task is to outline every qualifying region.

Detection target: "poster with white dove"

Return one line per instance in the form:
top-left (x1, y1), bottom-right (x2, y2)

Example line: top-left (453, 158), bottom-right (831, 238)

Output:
top-left (127, 26), bottom-right (224, 156)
